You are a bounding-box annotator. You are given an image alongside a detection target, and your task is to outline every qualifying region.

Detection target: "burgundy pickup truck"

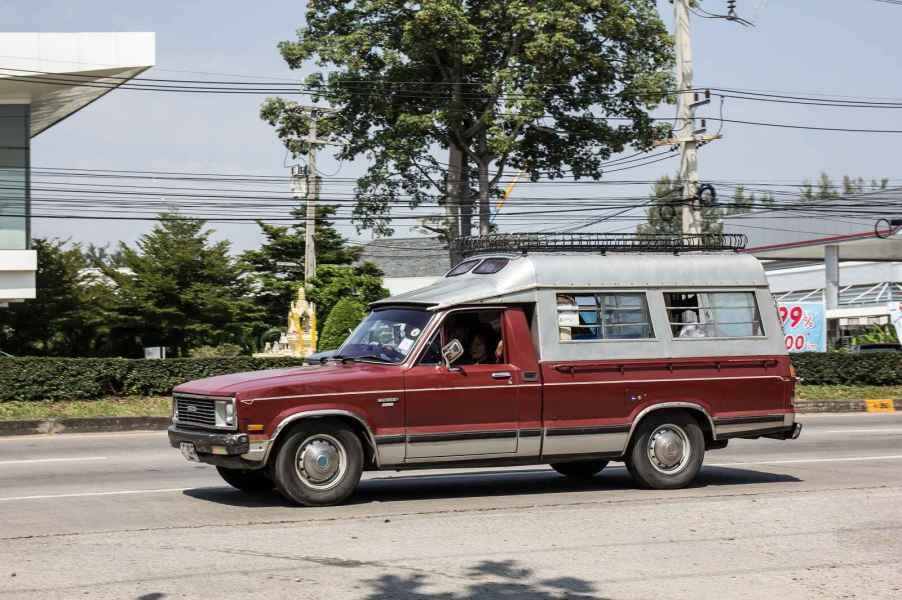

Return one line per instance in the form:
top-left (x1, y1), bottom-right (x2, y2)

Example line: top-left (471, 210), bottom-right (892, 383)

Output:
top-left (169, 250), bottom-right (801, 506)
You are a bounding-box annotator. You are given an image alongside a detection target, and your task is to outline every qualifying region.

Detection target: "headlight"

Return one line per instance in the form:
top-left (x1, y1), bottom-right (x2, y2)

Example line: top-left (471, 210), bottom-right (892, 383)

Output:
top-left (214, 399), bottom-right (236, 428)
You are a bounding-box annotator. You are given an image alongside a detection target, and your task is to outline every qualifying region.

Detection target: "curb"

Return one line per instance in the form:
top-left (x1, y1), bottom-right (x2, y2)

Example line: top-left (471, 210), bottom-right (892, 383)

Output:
top-left (0, 416), bottom-right (170, 436)
top-left (796, 398), bottom-right (900, 413)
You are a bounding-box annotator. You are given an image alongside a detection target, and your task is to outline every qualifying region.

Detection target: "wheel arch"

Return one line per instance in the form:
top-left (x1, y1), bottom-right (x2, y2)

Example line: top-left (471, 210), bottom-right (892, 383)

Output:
top-left (622, 402), bottom-right (716, 454)
top-left (263, 409), bottom-right (379, 468)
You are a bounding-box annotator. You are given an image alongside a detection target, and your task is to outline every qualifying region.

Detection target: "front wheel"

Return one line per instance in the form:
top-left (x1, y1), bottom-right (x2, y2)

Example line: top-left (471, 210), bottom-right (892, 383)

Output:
top-left (550, 459), bottom-right (608, 479)
top-left (626, 412), bottom-right (705, 489)
top-left (273, 420), bottom-right (363, 507)
top-left (216, 466), bottom-right (273, 493)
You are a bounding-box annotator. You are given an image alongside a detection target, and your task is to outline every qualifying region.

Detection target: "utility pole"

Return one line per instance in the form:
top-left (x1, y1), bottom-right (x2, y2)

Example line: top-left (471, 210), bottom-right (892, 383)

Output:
top-left (304, 114), bottom-right (320, 285)
top-left (288, 106), bottom-right (339, 286)
top-left (674, 0), bottom-right (701, 235)
top-left (663, 0), bottom-right (747, 235)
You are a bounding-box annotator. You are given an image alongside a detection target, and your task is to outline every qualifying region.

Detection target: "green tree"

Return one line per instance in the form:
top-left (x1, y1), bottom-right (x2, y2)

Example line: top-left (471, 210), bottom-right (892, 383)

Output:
top-left (308, 262), bottom-right (389, 335)
top-left (100, 214), bottom-right (263, 356)
top-left (319, 297), bottom-right (367, 351)
top-left (262, 0), bottom-right (673, 242)
top-left (725, 184), bottom-right (775, 215)
top-left (801, 172), bottom-right (888, 203)
top-left (843, 175), bottom-right (889, 195)
top-left (637, 175), bottom-right (723, 235)
top-left (0, 238), bottom-right (110, 356)
top-left (242, 203), bottom-right (359, 328)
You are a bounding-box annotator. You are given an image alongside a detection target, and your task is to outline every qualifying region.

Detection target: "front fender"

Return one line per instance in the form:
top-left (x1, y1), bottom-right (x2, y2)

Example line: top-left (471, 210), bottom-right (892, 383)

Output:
top-left (262, 404), bottom-right (378, 465)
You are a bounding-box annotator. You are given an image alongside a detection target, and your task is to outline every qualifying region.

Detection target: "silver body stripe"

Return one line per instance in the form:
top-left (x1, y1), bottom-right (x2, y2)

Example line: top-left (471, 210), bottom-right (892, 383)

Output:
top-left (544, 375), bottom-right (785, 387)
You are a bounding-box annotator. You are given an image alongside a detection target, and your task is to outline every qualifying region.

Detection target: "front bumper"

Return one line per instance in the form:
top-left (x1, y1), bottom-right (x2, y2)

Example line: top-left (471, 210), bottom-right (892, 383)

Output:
top-left (168, 425), bottom-right (267, 469)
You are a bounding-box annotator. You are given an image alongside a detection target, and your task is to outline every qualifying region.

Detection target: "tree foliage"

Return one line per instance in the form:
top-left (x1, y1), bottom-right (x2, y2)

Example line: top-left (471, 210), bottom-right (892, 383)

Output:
top-left (262, 0), bottom-right (674, 240)
top-left (308, 262), bottom-right (389, 335)
top-left (99, 214), bottom-right (263, 357)
top-left (241, 203), bottom-right (359, 328)
top-left (0, 238), bottom-right (111, 356)
top-left (636, 175), bottom-right (723, 235)
top-left (801, 172), bottom-right (889, 202)
top-left (319, 297), bottom-right (367, 351)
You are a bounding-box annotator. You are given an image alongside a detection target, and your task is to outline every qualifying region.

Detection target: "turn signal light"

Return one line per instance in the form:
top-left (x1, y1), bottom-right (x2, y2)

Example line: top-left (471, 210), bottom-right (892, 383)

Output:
top-left (247, 424), bottom-right (264, 432)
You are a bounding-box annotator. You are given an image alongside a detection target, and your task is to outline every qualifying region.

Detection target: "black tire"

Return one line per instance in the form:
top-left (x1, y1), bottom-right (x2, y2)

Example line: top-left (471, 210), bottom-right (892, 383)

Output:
top-left (216, 466), bottom-right (273, 493)
top-left (273, 419), bottom-right (363, 507)
top-left (550, 459), bottom-right (608, 479)
top-left (626, 411), bottom-right (705, 490)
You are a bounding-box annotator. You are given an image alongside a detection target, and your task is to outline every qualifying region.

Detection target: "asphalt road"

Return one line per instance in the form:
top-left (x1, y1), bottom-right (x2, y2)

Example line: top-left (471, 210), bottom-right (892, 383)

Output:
top-left (0, 413), bottom-right (901, 600)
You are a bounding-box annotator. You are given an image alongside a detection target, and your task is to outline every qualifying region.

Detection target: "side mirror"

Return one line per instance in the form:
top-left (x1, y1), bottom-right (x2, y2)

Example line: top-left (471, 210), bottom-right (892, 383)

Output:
top-left (441, 338), bottom-right (464, 369)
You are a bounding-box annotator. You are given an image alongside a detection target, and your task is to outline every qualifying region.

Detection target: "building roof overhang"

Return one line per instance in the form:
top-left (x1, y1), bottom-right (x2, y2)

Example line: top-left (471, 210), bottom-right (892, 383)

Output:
top-left (0, 32), bottom-right (155, 136)
top-left (745, 228), bottom-right (902, 261)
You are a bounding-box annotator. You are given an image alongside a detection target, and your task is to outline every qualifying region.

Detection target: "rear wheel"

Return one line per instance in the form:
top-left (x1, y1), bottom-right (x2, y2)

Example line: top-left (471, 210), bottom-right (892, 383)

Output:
top-left (626, 412), bottom-right (705, 490)
top-left (216, 466), bottom-right (273, 493)
top-left (273, 420), bottom-right (363, 507)
top-left (550, 459), bottom-right (608, 479)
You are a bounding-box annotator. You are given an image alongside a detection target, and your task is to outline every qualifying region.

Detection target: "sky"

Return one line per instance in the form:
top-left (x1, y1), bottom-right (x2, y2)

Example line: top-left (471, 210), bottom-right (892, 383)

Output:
top-left (4, 0), bottom-right (902, 254)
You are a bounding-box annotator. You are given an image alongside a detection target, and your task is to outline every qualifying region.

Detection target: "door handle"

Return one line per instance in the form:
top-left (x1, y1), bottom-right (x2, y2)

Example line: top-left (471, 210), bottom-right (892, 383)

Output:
top-left (491, 371), bottom-right (512, 380)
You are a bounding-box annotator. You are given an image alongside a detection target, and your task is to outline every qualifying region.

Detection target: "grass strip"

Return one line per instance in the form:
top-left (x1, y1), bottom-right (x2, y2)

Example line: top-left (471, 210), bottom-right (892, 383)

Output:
top-left (0, 396), bottom-right (171, 421)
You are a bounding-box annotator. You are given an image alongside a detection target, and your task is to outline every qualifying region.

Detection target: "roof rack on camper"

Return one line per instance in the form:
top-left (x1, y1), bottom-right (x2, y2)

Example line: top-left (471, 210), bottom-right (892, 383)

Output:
top-left (452, 232), bottom-right (749, 257)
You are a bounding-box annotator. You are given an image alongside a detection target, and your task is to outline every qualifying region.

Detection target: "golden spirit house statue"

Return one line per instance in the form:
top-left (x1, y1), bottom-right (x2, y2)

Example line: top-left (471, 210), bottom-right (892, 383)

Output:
top-left (256, 288), bottom-right (317, 358)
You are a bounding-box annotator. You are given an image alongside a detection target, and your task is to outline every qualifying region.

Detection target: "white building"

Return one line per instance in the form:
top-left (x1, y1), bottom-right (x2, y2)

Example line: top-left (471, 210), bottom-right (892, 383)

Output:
top-left (0, 32), bottom-right (155, 306)
top-left (723, 197), bottom-right (902, 343)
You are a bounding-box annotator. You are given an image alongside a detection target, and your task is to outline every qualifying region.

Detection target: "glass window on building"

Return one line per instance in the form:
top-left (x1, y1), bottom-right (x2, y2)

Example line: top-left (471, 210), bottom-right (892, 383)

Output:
top-left (0, 104), bottom-right (29, 251)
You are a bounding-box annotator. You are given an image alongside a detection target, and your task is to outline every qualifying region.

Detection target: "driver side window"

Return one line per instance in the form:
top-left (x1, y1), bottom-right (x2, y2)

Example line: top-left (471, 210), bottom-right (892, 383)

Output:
top-left (443, 309), bottom-right (505, 366)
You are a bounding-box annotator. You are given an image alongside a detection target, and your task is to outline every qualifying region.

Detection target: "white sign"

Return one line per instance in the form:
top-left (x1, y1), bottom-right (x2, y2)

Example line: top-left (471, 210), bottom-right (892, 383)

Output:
top-left (888, 302), bottom-right (902, 342)
top-left (558, 312), bottom-right (579, 327)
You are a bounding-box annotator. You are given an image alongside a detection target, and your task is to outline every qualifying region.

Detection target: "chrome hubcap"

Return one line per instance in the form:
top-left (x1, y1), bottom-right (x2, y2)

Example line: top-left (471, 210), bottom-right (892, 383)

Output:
top-left (647, 425), bottom-right (691, 474)
top-left (295, 434), bottom-right (347, 490)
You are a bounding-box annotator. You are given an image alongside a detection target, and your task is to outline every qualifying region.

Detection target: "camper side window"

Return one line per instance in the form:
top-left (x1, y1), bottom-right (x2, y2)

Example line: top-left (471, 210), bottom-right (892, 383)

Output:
top-left (557, 293), bottom-right (654, 341)
top-left (665, 291), bottom-right (764, 338)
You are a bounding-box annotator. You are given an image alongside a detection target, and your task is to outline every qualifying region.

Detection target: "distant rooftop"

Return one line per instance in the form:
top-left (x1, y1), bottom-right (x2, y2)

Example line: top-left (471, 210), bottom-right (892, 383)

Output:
top-left (723, 189), bottom-right (902, 261)
top-left (358, 237), bottom-right (450, 278)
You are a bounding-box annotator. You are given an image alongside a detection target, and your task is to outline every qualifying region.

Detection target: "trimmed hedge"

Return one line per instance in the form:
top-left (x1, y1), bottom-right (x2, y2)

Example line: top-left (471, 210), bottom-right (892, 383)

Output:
top-left (790, 353), bottom-right (902, 386)
top-left (2, 352), bottom-right (902, 402)
top-left (0, 357), bottom-right (307, 402)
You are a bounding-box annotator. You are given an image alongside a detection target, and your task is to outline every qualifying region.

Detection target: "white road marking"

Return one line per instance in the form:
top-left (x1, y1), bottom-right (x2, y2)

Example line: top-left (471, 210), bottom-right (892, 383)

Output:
top-left (0, 432), bottom-right (166, 444)
top-left (0, 456), bottom-right (108, 466)
top-left (708, 454), bottom-right (902, 467)
top-left (807, 428), bottom-right (902, 435)
top-left (0, 487), bottom-right (192, 502)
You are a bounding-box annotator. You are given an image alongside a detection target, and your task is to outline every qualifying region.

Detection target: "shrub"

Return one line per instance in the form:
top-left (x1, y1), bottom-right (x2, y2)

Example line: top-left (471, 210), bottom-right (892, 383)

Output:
top-left (790, 352), bottom-right (902, 386)
top-left (188, 344), bottom-right (243, 358)
top-left (319, 298), bottom-right (366, 351)
top-left (0, 357), bottom-right (307, 402)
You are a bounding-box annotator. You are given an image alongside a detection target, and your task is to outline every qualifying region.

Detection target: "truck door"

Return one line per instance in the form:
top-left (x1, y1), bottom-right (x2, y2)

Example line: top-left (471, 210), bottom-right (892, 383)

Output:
top-left (403, 308), bottom-right (524, 460)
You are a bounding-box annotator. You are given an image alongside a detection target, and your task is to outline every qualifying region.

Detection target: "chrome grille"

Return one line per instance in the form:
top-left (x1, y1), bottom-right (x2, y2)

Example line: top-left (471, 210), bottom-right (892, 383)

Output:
top-left (174, 395), bottom-right (216, 428)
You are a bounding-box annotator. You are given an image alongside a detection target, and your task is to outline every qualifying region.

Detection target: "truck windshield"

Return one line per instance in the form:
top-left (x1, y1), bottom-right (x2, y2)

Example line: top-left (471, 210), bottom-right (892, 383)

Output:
top-left (337, 307), bottom-right (432, 363)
